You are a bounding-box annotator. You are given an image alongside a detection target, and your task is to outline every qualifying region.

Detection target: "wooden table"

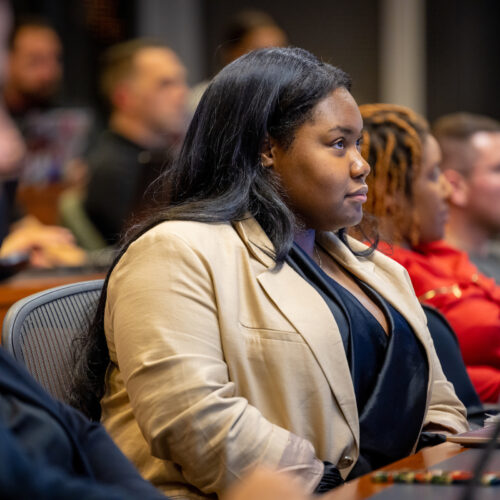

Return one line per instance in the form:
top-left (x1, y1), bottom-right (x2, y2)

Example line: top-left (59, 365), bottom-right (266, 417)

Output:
top-left (0, 268), bottom-right (106, 334)
top-left (323, 442), bottom-right (467, 499)
top-left (16, 182), bottom-right (69, 225)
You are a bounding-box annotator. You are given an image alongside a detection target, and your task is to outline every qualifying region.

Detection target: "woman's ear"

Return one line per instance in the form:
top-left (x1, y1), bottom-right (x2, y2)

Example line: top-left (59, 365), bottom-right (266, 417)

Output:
top-left (442, 169), bottom-right (468, 207)
top-left (260, 136), bottom-right (275, 168)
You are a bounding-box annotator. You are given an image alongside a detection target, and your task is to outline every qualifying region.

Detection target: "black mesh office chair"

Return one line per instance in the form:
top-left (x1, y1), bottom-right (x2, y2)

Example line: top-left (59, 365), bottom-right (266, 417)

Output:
top-left (1, 279), bottom-right (104, 403)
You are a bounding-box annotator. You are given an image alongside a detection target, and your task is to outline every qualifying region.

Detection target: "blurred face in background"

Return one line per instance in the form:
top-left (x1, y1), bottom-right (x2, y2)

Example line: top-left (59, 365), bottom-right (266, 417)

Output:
top-left (463, 132), bottom-right (500, 234)
top-left (412, 135), bottom-right (451, 245)
top-left (126, 47), bottom-right (188, 137)
top-left (8, 25), bottom-right (62, 104)
top-left (226, 25), bottom-right (288, 63)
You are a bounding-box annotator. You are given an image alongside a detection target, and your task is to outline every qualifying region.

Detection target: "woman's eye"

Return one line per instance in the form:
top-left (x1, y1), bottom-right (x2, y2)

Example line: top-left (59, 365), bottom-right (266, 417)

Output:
top-left (356, 138), bottom-right (362, 150)
top-left (332, 139), bottom-right (345, 150)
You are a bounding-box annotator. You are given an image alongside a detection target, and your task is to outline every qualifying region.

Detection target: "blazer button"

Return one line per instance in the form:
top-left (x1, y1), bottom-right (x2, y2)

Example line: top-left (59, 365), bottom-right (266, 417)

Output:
top-left (337, 455), bottom-right (354, 469)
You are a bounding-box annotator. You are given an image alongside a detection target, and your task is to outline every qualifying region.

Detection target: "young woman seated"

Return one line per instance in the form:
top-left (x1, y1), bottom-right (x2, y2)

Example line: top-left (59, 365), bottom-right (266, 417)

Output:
top-left (72, 49), bottom-right (467, 499)
top-left (359, 103), bottom-right (500, 404)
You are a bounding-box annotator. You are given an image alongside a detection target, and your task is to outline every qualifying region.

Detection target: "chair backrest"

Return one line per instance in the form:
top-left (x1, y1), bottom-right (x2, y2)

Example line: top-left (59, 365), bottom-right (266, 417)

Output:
top-left (1, 279), bottom-right (104, 403)
top-left (422, 304), bottom-right (484, 417)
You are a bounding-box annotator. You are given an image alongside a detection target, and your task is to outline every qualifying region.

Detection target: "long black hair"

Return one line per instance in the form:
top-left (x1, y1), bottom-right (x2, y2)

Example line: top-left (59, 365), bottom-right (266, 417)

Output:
top-left (70, 47), bottom-right (352, 419)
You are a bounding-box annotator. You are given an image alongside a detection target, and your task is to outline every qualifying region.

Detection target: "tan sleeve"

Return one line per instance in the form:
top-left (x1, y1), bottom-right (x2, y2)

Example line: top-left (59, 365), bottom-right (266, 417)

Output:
top-left (106, 230), bottom-right (323, 495)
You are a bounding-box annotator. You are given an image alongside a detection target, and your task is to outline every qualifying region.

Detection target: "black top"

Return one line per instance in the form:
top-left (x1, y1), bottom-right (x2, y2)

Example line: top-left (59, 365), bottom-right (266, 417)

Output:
top-left (287, 243), bottom-right (429, 477)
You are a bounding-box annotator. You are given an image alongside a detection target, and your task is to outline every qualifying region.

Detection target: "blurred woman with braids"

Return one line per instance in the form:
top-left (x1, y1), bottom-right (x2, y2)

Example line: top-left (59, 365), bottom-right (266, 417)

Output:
top-left (359, 103), bottom-right (500, 404)
top-left (71, 49), bottom-right (466, 499)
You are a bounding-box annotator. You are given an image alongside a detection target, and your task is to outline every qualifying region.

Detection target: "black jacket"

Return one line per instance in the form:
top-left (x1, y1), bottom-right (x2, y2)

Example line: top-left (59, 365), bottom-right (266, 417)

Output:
top-left (0, 347), bottom-right (166, 499)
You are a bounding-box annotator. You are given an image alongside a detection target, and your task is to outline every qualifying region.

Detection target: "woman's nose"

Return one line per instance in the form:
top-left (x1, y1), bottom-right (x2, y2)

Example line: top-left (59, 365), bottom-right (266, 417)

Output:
top-left (352, 150), bottom-right (371, 179)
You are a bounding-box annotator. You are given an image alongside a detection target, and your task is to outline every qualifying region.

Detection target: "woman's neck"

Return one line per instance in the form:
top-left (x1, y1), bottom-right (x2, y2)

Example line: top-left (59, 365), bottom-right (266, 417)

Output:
top-left (294, 229), bottom-right (316, 258)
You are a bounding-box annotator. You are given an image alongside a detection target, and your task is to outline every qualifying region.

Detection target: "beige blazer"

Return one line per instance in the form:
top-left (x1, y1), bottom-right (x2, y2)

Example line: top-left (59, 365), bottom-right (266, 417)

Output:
top-left (101, 217), bottom-right (467, 499)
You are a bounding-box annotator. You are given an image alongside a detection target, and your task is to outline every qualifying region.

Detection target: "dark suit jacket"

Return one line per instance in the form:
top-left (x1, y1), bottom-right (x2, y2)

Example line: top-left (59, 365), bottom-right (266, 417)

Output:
top-left (0, 347), bottom-right (166, 499)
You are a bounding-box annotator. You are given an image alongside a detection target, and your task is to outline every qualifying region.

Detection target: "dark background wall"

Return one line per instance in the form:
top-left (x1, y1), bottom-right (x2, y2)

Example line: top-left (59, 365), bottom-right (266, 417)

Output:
top-left (426, 0), bottom-right (500, 122)
top-left (203, 0), bottom-right (380, 106)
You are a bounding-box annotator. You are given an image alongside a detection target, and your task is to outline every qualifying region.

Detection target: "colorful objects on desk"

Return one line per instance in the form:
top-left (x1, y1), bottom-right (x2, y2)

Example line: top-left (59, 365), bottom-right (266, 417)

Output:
top-left (371, 469), bottom-right (500, 486)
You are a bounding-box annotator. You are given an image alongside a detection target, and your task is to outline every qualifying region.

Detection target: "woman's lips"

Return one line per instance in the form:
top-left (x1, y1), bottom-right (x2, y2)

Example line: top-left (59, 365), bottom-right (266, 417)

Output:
top-left (346, 186), bottom-right (368, 203)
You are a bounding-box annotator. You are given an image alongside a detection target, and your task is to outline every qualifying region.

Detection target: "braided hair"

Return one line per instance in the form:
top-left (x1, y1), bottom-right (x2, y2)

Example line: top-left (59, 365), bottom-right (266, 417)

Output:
top-left (358, 103), bottom-right (429, 246)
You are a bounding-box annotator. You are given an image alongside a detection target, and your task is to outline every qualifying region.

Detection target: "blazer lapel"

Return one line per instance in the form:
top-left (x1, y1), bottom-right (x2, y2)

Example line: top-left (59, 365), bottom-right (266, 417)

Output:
top-left (257, 267), bottom-right (359, 443)
top-left (318, 232), bottom-right (432, 398)
top-left (235, 220), bottom-right (433, 451)
top-left (318, 232), bottom-right (428, 334)
top-left (234, 219), bottom-right (359, 446)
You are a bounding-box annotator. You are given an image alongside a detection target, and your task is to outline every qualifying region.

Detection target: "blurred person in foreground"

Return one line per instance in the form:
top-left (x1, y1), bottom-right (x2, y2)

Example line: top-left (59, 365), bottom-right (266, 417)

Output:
top-left (82, 39), bottom-right (188, 246)
top-left (72, 47), bottom-right (466, 499)
top-left (0, 5), bottom-right (84, 267)
top-left (0, 344), bottom-right (168, 500)
top-left (188, 9), bottom-right (287, 112)
top-left (433, 112), bottom-right (500, 282)
top-left (359, 103), bottom-right (500, 403)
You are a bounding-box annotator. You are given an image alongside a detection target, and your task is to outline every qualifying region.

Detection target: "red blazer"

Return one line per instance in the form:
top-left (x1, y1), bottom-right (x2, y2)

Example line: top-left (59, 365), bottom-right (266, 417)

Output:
top-left (380, 240), bottom-right (500, 403)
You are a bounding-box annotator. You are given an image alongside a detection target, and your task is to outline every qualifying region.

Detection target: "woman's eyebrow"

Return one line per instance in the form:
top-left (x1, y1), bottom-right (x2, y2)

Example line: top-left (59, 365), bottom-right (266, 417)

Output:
top-left (327, 126), bottom-right (362, 135)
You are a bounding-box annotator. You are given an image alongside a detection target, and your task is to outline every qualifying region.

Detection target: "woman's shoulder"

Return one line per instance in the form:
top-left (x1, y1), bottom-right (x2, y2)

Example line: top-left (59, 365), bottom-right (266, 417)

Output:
top-left (109, 220), bottom-right (242, 292)
top-left (111, 220), bottom-right (248, 277)
top-left (131, 219), bottom-right (237, 251)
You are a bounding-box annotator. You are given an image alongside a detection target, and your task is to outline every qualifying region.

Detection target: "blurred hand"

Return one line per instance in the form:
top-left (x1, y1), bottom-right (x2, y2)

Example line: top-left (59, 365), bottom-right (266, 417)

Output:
top-left (1, 216), bottom-right (87, 267)
top-left (223, 468), bottom-right (312, 500)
